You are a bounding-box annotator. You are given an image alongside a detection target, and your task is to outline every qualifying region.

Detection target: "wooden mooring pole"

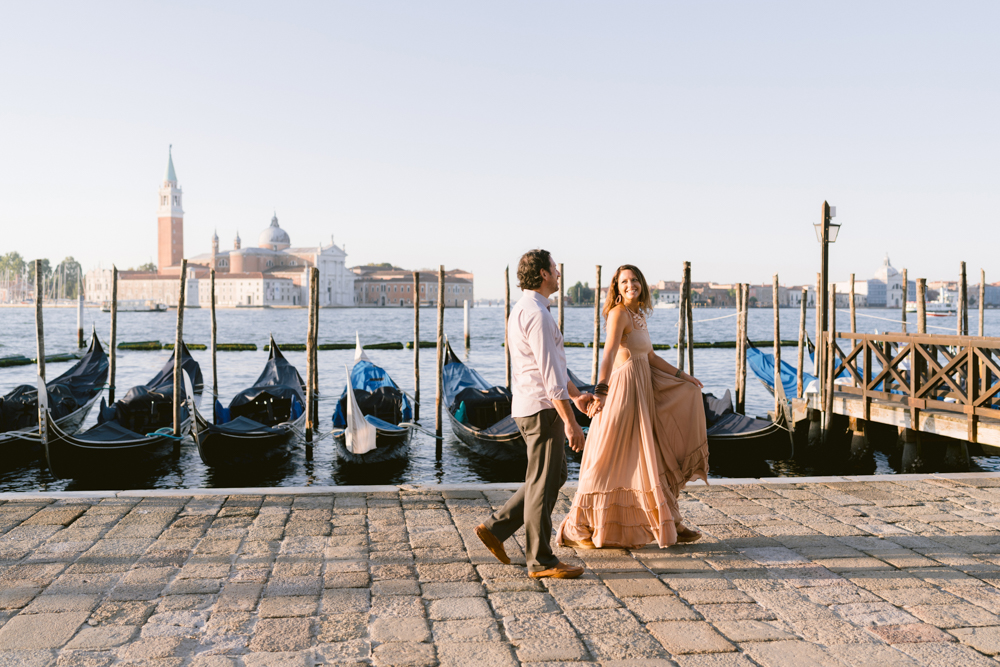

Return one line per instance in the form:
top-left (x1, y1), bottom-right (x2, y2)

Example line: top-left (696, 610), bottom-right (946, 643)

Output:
top-left (435, 265), bottom-right (445, 459)
top-left (558, 263), bottom-right (564, 335)
top-left (676, 266), bottom-right (687, 372)
top-left (35, 260), bottom-right (45, 384)
top-left (305, 269), bottom-right (316, 444)
top-left (504, 267), bottom-right (511, 390)
top-left (172, 259), bottom-right (187, 437)
top-left (685, 262), bottom-right (694, 374)
top-left (917, 279), bottom-right (927, 334)
top-left (797, 287), bottom-right (807, 398)
top-left (901, 269), bottom-right (908, 334)
top-left (76, 273), bottom-right (84, 349)
top-left (108, 266), bottom-right (118, 405)
top-left (960, 261), bottom-right (968, 336)
top-left (310, 267), bottom-right (320, 433)
top-left (210, 269), bottom-right (218, 423)
top-left (413, 271), bottom-right (420, 422)
top-left (823, 284), bottom-right (837, 443)
top-left (772, 274), bottom-right (782, 419)
top-left (849, 273), bottom-right (857, 334)
top-left (736, 284), bottom-right (748, 415)
top-left (592, 265), bottom-right (602, 384)
top-left (464, 300), bottom-right (470, 350)
top-left (814, 273), bottom-right (822, 377)
top-left (735, 283), bottom-right (744, 408)
top-left (980, 269), bottom-right (986, 337)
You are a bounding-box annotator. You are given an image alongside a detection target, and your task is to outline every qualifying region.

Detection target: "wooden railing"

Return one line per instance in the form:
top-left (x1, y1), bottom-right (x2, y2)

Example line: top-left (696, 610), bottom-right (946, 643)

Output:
top-left (828, 332), bottom-right (1000, 442)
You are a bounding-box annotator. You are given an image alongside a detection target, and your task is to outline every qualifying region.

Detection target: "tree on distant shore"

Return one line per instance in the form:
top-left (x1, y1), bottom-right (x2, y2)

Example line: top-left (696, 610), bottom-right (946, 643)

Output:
top-left (569, 281), bottom-right (595, 305)
top-left (0, 252), bottom-right (26, 280)
top-left (131, 261), bottom-right (156, 273)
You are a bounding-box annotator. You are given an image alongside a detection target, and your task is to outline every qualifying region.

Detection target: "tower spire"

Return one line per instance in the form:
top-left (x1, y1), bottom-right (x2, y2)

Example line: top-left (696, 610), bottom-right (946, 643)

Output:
top-left (164, 145), bottom-right (177, 184)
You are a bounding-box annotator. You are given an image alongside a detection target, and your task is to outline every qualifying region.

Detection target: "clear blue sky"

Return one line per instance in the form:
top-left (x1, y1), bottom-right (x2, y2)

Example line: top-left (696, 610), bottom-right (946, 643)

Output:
top-left (1, 2), bottom-right (997, 297)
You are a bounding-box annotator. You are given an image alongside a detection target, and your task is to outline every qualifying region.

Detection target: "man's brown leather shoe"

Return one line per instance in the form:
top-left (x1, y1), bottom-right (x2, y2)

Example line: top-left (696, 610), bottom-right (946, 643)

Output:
top-left (529, 561), bottom-right (584, 579)
top-left (475, 524), bottom-right (510, 564)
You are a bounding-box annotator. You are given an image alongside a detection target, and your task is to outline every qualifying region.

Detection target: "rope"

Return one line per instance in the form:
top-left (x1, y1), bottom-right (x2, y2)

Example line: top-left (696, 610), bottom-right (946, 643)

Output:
top-left (146, 429), bottom-right (185, 440)
top-left (672, 312), bottom-right (739, 327)
top-left (400, 422), bottom-right (444, 440)
top-left (835, 309), bottom-right (955, 332)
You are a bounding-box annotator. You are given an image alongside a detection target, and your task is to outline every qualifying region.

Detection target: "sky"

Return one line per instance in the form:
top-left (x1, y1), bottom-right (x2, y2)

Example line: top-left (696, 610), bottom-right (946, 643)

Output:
top-left (1, 2), bottom-right (997, 298)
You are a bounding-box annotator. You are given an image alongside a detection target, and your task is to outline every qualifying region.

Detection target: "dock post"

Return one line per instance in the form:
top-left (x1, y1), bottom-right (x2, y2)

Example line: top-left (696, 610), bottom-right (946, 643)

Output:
top-left (823, 284), bottom-right (837, 444)
top-left (592, 265), bottom-right (602, 384)
top-left (34, 259), bottom-right (45, 384)
top-left (797, 287), bottom-right (807, 398)
top-left (685, 262), bottom-right (694, 374)
top-left (736, 284), bottom-right (748, 415)
top-left (413, 271), bottom-right (420, 422)
top-left (901, 269), bottom-right (908, 334)
top-left (210, 270), bottom-right (217, 423)
top-left (772, 274), bottom-right (782, 420)
top-left (814, 273), bottom-right (823, 379)
top-left (311, 267), bottom-right (320, 436)
top-left (172, 259), bottom-right (187, 438)
top-left (558, 263), bottom-right (564, 335)
top-left (959, 261), bottom-right (968, 336)
top-left (109, 266), bottom-right (118, 405)
top-left (980, 269), bottom-right (986, 336)
top-left (849, 273), bottom-right (856, 334)
top-left (76, 276), bottom-right (84, 349)
top-left (464, 299), bottom-right (470, 350)
top-left (901, 428), bottom-right (923, 473)
top-left (917, 279), bottom-right (927, 334)
top-left (305, 269), bottom-right (316, 444)
top-left (504, 267), bottom-right (511, 390)
top-left (676, 265), bottom-right (687, 372)
top-left (735, 284), bottom-right (744, 408)
top-left (436, 265), bottom-right (445, 459)
top-left (848, 417), bottom-right (870, 466)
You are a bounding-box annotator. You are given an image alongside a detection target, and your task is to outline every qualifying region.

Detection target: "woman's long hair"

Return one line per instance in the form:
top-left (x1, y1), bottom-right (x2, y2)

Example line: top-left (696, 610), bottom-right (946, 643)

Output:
top-left (602, 264), bottom-right (653, 321)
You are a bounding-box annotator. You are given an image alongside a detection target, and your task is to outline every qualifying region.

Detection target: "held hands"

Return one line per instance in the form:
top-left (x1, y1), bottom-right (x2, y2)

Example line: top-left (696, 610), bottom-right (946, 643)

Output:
top-left (586, 393), bottom-right (606, 418)
top-left (572, 392), bottom-right (596, 414)
top-left (565, 420), bottom-right (585, 453)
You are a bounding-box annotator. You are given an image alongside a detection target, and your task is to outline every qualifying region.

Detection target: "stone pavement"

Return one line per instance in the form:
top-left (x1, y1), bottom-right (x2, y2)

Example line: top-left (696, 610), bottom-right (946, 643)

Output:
top-left (7, 477), bottom-right (1000, 666)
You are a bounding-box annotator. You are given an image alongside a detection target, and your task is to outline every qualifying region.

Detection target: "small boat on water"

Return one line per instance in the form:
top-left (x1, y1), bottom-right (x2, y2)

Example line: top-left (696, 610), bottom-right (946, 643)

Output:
top-left (906, 287), bottom-right (956, 316)
top-left (193, 337), bottom-right (306, 469)
top-left (332, 335), bottom-right (413, 464)
top-left (0, 331), bottom-right (109, 460)
top-left (703, 389), bottom-right (788, 460)
top-left (40, 343), bottom-right (203, 479)
top-left (442, 340), bottom-right (594, 461)
top-left (101, 299), bottom-right (168, 313)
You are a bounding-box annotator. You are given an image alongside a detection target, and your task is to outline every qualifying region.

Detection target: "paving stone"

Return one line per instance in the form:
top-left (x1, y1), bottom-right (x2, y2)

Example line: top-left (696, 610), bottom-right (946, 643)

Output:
top-left (88, 600), bottom-right (155, 626)
top-left (64, 625), bottom-right (137, 649)
top-left (371, 617), bottom-right (431, 643)
top-left (896, 640), bottom-right (1000, 666)
top-left (489, 591), bottom-right (560, 616)
top-left (116, 636), bottom-right (185, 661)
top-left (0, 612), bottom-right (89, 649)
top-left (947, 625), bottom-right (1000, 654)
top-left (824, 643), bottom-right (922, 667)
top-left (421, 581), bottom-right (485, 599)
top-left (321, 588), bottom-right (370, 614)
top-left (907, 603), bottom-right (1000, 628)
top-left (831, 602), bottom-right (921, 627)
top-left (582, 631), bottom-right (669, 660)
top-left (672, 653), bottom-right (760, 667)
top-left (372, 641), bottom-right (436, 666)
top-left (0, 650), bottom-right (57, 667)
top-left (693, 603), bottom-right (776, 622)
top-left (259, 595), bottom-right (318, 618)
top-left (514, 636), bottom-right (589, 662)
top-left (713, 620), bottom-right (798, 642)
top-left (316, 613), bottom-right (368, 642)
top-left (436, 641), bottom-right (517, 667)
top-left (370, 595), bottom-right (426, 617)
top-left (432, 619), bottom-right (503, 643)
top-left (373, 580), bottom-right (421, 596)
top-left (623, 594), bottom-right (699, 622)
top-left (868, 623), bottom-right (957, 644)
top-left (648, 621), bottom-right (735, 654)
top-left (428, 596), bottom-right (492, 620)
top-left (740, 640), bottom-right (847, 666)
top-left (567, 608), bottom-right (642, 635)
top-left (248, 618), bottom-right (313, 652)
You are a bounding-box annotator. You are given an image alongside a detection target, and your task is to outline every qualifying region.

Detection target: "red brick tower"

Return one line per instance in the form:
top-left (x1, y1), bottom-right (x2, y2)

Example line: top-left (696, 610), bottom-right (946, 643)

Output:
top-left (157, 146), bottom-right (184, 273)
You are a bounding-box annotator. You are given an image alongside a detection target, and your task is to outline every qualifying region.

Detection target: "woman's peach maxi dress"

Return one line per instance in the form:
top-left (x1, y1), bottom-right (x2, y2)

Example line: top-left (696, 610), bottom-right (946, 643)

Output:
top-left (557, 309), bottom-right (709, 548)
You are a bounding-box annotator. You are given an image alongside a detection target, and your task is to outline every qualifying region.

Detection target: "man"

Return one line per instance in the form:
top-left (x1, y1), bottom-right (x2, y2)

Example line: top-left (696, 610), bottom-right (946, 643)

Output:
top-left (475, 250), bottom-right (593, 579)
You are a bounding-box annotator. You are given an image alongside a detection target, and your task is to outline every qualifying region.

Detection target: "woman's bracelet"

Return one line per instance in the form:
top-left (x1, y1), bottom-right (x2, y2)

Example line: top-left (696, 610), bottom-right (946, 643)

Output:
top-left (594, 382), bottom-right (609, 396)
top-left (675, 368), bottom-right (683, 378)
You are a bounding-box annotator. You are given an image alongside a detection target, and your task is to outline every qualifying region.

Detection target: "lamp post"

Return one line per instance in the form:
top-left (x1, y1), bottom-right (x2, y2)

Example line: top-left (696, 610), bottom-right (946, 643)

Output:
top-left (813, 201), bottom-right (840, 432)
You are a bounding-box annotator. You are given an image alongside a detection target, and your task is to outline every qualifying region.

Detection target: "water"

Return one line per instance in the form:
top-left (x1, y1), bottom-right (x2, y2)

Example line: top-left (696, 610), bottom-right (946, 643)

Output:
top-left (2, 304), bottom-right (999, 491)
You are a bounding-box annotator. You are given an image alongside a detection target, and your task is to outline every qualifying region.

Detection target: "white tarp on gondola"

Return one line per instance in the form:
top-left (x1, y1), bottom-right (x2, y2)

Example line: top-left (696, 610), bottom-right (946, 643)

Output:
top-left (344, 366), bottom-right (377, 455)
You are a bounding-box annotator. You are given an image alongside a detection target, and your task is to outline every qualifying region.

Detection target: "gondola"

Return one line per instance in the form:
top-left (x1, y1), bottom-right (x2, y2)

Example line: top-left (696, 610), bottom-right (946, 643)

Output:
top-left (703, 389), bottom-right (789, 460)
top-left (192, 337), bottom-right (306, 468)
top-left (332, 335), bottom-right (413, 464)
top-left (442, 340), bottom-right (593, 461)
top-left (40, 342), bottom-right (203, 479)
top-left (0, 331), bottom-right (109, 462)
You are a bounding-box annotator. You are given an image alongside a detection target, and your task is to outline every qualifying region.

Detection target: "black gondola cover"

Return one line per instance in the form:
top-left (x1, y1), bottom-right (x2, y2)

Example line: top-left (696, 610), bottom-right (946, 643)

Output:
top-left (146, 343), bottom-right (204, 394)
top-left (451, 386), bottom-right (512, 430)
top-left (336, 387), bottom-right (406, 428)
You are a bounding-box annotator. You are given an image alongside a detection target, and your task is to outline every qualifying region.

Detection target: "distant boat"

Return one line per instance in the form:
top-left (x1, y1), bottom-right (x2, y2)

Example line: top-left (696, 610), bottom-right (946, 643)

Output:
top-left (101, 299), bottom-right (168, 313)
top-left (193, 337), bottom-right (306, 469)
top-left (41, 343), bottom-right (203, 479)
top-left (0, 331), bottom-right (109, 460)
top-left (332, 334), bottom-right (413, 464)
top-left (905, 287), bottom-right (956, 315)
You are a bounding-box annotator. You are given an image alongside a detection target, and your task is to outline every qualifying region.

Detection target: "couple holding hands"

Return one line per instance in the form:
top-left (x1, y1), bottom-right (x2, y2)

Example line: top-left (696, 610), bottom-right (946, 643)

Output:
top-left (475, 249), bottom-right (709, 579)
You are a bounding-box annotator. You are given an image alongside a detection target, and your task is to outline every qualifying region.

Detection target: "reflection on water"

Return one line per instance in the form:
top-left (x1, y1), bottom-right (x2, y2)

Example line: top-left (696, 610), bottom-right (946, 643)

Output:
top-left (1, 305), bottom-right (998, 491)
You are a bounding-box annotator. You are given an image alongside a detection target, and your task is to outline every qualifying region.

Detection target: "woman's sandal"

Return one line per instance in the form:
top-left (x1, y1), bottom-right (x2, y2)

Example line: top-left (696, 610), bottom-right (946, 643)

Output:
top-left (562, 537), bottom-right (597, 549)
top-left (676, 526), bottom-right (702, 544)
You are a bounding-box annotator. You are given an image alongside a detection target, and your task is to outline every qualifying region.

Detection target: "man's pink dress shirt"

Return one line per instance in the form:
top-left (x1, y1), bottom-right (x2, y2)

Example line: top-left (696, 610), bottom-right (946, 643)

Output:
top-left (508, 290), bottom-right (570, 418)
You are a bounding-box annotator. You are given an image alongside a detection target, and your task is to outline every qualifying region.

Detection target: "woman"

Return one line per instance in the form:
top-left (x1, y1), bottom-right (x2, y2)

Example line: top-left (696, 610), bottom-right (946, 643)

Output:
top-left (556, 264), bottom-right (709, 549)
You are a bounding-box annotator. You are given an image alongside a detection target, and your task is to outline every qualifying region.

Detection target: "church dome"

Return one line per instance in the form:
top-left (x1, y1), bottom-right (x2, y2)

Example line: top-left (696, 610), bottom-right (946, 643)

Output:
top-left (874, 253), bottom-right (898, 281)
top-left (259, 214), bottom-right (290, 250)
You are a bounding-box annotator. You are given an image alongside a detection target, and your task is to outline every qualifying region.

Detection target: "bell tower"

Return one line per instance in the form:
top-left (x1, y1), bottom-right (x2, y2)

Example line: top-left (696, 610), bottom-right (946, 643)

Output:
top-left (157, 145), bottom-right (184, 273)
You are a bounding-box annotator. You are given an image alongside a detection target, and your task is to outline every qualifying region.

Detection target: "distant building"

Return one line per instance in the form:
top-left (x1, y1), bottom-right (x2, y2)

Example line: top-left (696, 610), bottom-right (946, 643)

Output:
top-left (86, 149), bottom-right (355, 307)
top-left (351, 265), bottom-right (474, 307)
top-left (865, 254), bottom-right (914, 308)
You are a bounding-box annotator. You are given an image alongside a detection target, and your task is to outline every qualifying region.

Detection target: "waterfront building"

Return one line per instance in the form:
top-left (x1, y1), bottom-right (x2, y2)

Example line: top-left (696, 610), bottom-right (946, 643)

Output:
top-left (157, 147), bottom-right (184, 275)
top-left (864, 255), bottom-right (914, 308)
top-left (351, 265), bottom-right (474, 307)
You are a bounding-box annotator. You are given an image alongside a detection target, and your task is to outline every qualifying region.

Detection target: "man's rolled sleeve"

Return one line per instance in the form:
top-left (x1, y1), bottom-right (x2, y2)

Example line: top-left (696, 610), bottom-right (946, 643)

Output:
top-left (525, 314), bottom-right (569, 403)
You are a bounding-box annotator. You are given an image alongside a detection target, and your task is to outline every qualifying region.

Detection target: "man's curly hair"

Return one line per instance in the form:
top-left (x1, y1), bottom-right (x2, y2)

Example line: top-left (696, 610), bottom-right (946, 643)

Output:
top-left (517, 249), bottom-right (552, 291)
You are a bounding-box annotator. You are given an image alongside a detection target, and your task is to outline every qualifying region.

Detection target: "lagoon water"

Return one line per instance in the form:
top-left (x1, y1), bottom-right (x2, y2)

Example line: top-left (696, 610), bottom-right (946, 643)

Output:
top-left (2, 304), bottom-right (999, 491)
